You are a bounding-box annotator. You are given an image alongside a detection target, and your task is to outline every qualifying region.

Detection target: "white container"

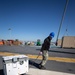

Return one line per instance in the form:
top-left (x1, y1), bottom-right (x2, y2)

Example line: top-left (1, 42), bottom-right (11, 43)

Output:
top-left (2, 55), bottom-right (29, 75)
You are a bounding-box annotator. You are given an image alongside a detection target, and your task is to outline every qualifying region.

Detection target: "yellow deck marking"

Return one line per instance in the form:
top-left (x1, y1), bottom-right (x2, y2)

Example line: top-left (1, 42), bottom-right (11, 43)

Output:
top-left (27, 54), bottom-right (75, 63)
top-left (0, 52), bottom-right (75, 63)
top-left (0, 52), bottom-right (19, 56)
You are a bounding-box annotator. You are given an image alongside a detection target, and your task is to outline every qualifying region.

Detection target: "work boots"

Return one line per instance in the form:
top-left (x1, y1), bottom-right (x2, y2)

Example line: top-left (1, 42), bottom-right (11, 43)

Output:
top-left (38, 64), bottom-right (46, 69)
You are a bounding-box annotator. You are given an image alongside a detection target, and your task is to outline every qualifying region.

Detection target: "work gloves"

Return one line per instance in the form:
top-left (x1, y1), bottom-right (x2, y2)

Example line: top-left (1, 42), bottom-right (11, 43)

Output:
top-left (39, 51), bottom-right (42, 55)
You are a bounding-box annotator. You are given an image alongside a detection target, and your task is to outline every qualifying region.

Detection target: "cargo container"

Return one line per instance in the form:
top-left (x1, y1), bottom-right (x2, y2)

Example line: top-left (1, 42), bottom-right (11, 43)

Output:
top-left (61, 36), bottom-right (75, 48)
top-left (57, 39), bottom-right (62, 46)
top-left (0, 41), bottom-right (3, 45)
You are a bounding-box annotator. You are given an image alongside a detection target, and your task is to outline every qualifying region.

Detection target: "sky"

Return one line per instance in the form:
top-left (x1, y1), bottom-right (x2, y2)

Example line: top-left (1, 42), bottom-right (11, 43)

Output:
top-left (0, 0), bottom-right (75, 42)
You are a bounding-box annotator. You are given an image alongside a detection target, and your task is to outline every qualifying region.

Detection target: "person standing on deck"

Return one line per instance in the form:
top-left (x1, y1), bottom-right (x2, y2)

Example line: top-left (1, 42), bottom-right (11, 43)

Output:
top-left (39, 32), bottom-right (55, 69)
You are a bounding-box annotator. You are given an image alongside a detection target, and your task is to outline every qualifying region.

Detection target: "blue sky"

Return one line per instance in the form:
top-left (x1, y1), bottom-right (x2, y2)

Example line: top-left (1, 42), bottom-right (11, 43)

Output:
top-left (0, 0), bottom-right (75, 42)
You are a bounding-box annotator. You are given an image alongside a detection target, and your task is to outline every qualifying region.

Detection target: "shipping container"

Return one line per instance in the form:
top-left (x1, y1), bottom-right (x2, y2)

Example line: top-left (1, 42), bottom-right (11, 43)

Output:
top-left (57, 39), bottom-right (62, 46)
top-left (0, 41), bottom-right (3, 45)
top-left (61, 36), bottom-right (75, 48)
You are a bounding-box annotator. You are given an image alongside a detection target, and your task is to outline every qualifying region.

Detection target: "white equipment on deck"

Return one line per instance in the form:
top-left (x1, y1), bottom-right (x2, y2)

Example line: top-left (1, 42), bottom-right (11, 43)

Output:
top-left (2, 55), bottom-right (29, 75)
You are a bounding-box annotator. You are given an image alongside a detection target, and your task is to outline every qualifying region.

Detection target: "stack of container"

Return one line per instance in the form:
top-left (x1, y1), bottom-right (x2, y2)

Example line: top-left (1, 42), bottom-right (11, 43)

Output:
top-left (0, 40), bottom-right (3, 45)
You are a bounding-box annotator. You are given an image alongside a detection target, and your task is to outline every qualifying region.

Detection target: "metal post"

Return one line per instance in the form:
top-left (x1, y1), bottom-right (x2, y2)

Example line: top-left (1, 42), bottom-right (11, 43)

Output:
top-left (56, 0), bottom-right (69, 45)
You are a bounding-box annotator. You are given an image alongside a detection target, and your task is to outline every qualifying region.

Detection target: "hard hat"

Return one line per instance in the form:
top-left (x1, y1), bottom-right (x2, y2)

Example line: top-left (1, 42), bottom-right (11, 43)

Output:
top-left (49, 32), bottom-right (55, 38)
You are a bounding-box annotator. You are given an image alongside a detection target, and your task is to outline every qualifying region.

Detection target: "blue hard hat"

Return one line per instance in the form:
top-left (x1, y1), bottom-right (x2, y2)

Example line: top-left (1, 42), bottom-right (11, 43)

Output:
top-left (49, 32), bottom-right (55, 38)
